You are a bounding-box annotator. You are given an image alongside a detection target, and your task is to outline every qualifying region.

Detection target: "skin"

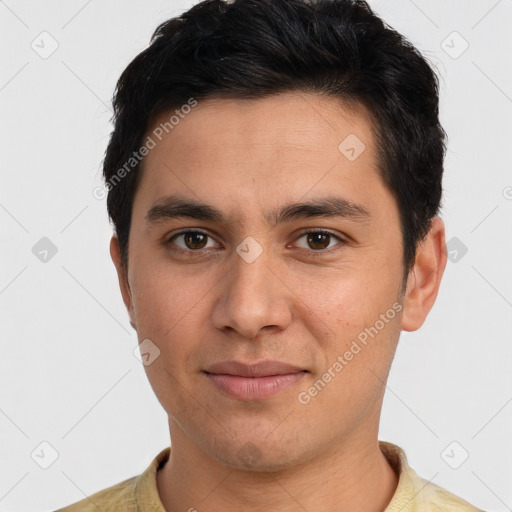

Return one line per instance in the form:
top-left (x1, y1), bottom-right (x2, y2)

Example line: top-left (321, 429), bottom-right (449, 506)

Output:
top-left (110, 91), bottom-right (447, 512)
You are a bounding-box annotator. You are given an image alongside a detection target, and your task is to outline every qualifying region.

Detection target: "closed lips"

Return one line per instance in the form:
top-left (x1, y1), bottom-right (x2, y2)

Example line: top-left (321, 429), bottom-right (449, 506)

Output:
top-left (204, 360), bottom-right (307, 377)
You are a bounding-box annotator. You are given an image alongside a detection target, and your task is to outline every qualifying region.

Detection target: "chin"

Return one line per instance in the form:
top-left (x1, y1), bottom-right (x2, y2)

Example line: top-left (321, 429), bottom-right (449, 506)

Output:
top-left (205, 434), bottom-right (310, 473)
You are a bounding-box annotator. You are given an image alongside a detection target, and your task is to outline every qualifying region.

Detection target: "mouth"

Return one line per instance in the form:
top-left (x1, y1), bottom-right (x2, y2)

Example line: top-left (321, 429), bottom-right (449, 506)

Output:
top-left (203, 360), bottom-right (308, 401)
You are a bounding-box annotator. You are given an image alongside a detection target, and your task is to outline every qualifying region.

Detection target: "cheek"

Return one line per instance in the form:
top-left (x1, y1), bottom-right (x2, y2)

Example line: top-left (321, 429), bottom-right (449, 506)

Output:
top-left (302, 287), bottom-right (401, 420)
top-left (299, 265), bottom-right (398, 330)
top-left (130, 260), bottom-right (206, 337)
top-left (300, 265), bottom-right (402, 381)
top-left (129, 262), bottom-right (216, 380)
top-left (130, 268), bottom-right (208, 409)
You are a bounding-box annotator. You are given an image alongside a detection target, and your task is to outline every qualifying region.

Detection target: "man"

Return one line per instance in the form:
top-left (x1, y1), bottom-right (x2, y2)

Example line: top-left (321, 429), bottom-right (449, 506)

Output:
top-left (57, 0), bottom-right (483, 510)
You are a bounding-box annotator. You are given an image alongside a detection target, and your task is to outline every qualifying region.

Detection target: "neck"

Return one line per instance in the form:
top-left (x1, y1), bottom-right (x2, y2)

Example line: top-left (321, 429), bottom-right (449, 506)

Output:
top-left (156, 429), bottom-right (399, 512)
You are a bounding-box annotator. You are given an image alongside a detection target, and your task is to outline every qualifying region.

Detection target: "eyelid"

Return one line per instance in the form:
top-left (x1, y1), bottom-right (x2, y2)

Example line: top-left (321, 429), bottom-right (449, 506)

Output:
top-left (294, 227), bottom-right (344, 240)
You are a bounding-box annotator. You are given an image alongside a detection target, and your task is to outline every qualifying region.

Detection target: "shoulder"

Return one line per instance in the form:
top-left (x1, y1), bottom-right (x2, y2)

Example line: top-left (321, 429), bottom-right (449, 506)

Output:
top-left (53, 447), bottom-right (170, 512)
top-left (54, 475), bottom-right (138, 511)
top-left (379, 441), bottom-right (485, 512)
top-left (415, 476), bottom-right (485, 512)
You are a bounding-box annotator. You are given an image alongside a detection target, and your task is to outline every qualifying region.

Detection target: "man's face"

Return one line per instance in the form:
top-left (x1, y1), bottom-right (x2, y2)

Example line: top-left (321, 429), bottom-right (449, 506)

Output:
top-left (117, 92), bottom-right (409, 470)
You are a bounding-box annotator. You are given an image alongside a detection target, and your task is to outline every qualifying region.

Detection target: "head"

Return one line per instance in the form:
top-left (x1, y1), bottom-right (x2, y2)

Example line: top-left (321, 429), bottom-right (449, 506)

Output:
top-left (107, 0), bottom-right (447, 471)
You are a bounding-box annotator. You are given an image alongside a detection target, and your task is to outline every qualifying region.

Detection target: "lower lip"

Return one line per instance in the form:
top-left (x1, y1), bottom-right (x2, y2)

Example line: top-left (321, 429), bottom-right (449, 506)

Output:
top-left (205, 371), bottom-right (307, 401)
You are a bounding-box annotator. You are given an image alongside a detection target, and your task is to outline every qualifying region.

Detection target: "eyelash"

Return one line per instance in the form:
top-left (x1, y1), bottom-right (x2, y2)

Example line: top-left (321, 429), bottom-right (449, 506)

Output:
top-left (165, 229), bottom-right (346, 258)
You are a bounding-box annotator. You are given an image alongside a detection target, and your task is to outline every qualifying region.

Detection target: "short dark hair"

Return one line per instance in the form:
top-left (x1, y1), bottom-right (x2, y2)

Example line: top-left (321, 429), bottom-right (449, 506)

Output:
top-left (103, 0), bottom-right (446, 288)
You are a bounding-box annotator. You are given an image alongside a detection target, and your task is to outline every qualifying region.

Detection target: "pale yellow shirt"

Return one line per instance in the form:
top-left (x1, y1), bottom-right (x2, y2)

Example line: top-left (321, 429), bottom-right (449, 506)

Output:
top-left (55, 441), bottom-right (484, 511)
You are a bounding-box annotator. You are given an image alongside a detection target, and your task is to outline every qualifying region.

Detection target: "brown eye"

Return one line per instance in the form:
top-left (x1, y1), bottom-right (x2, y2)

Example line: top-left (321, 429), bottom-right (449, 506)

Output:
top-left (294, 230), bottom-right (345, 256)
top-left (168, 230), bottom-right (216, 252)
top-left (306, 232), bottom-right (331, 250)
top-left (183, 232), bottom-right (208, 250)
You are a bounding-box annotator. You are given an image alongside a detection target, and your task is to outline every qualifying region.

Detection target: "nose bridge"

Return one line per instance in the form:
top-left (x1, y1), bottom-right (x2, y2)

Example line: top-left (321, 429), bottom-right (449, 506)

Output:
top-left (212, 236), bottom-right (292, 338)
top-left (229, 236), bottom-right (275, 307)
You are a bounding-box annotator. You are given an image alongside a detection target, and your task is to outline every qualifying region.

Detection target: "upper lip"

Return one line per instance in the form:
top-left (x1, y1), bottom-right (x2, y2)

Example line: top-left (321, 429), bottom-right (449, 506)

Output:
top-left (204, 360), bottom-right (306, 377)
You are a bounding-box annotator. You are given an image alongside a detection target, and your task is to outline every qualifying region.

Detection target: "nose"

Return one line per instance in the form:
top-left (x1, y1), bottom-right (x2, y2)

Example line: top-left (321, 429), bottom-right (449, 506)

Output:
top-left (211, 241), bottom-right (293, 340)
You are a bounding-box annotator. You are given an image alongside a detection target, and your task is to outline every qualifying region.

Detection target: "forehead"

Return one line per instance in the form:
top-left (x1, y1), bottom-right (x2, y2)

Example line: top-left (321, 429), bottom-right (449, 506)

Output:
top-left (146, 92), bottom-right (375, 158)
top-left (134, 91), bottom-right (391, 225)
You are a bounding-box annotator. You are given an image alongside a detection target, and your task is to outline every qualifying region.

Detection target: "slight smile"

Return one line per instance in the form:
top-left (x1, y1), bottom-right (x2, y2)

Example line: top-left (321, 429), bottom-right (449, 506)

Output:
top-left (204, 360), bottom-right (309, 401)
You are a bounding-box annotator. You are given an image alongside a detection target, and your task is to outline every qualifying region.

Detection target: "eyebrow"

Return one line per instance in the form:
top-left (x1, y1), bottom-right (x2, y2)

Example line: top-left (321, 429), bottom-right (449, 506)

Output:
top-left (145, 194), bottom-right (371, 227)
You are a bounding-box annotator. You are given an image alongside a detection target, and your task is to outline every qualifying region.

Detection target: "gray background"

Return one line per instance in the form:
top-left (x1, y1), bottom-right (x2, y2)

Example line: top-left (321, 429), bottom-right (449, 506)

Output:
top-left (1, 0), bottom-right (511, 510)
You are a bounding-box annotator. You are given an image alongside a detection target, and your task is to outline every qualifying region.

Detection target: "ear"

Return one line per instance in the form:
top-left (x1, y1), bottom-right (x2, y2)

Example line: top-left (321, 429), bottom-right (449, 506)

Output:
top-left (401, 217), bottom-right (448, 332)
top-left (109, 235), bottom-right (137, 330)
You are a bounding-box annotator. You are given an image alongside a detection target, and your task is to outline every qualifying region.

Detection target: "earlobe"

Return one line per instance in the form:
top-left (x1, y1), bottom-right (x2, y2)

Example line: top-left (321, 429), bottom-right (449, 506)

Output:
top-left (400, 217), bottom-right (448, 332)
top-left (109, 235), bottom-right (137, 330)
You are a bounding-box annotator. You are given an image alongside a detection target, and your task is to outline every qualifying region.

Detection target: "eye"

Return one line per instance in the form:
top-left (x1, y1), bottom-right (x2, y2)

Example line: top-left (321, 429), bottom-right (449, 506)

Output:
top-left (293, 230), bottom-right (345, 254)
top-left (165, 229), bottom-right (346, 257)
top-left (167, 230), bottom-right (218, 252)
